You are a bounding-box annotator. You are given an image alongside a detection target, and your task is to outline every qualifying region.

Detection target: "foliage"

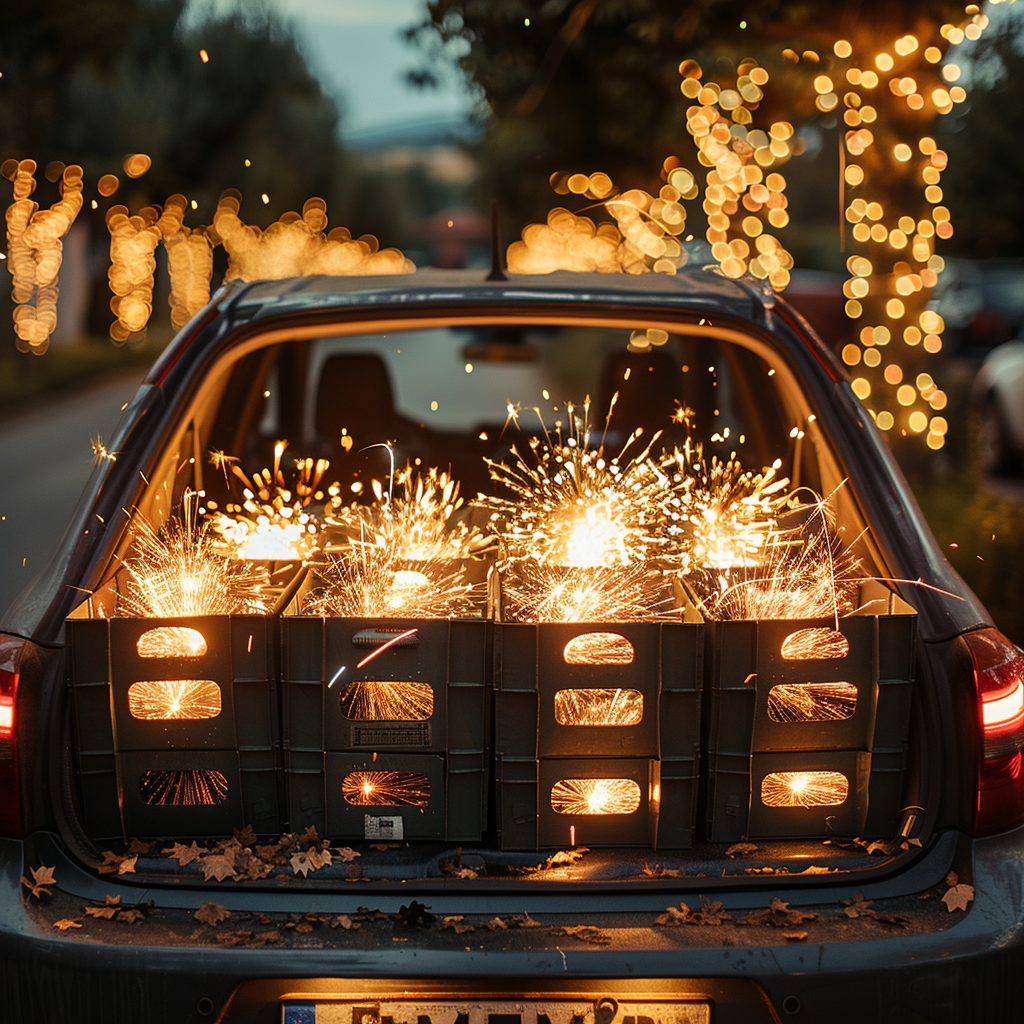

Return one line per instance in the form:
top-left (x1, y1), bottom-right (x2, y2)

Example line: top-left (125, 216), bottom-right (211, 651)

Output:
top-left (407, 0), bottom-right (970, 232)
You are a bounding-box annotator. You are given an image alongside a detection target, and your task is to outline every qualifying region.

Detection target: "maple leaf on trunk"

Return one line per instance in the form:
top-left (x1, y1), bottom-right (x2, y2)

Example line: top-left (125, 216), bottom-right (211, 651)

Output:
top-left (335, 846), bottom-right (361, 862)
top-left (164, 841), bottom-right (202, 867)
top-left (52, 919), bottom-right (82, 931)
top-left (84, 894), bottom-right (122, 919)
top-left (199, 852), bottom-right (238, 882)
top-left (942, 871), bottom-right (975, 913)
top-left (195, 901), bottom-right (231, 926)
top-left (21, 864), bottom-right (56, 899)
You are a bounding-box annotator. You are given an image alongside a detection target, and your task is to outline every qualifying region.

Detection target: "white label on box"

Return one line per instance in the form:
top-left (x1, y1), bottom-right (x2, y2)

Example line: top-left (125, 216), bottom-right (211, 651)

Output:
top-left (364, 814), bottom-right (404, 840)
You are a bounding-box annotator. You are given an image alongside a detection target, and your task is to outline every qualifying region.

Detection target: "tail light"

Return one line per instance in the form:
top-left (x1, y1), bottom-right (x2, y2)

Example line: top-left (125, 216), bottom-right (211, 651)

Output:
top-left (967, 628), bottom-right (1024, 835)
top-left (0, 635), bottom-right (24, 837)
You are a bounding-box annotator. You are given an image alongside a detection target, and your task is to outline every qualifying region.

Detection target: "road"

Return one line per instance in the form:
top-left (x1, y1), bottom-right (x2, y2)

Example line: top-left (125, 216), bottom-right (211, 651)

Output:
top-left (0, 371), bottom-right (146, 617)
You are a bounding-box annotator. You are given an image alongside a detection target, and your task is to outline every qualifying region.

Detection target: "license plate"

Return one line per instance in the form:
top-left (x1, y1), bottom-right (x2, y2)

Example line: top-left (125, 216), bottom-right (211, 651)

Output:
top-left (282, 998), bottom-right (710, 1024)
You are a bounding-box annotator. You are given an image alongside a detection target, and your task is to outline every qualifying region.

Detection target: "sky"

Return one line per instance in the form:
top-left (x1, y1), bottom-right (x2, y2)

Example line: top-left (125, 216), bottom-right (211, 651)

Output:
top-left (195, 0), bottom-right (477, 142)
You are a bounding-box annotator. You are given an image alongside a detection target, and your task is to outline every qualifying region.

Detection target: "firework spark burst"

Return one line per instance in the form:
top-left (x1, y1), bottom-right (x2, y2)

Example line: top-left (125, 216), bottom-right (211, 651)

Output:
top-left (119, 494), bottom-right (271, 625)
top-left (136, 625), bottom-right (208, 658)
top-left (760, 771), bottom-right (849, 808)
top-left (209, 440), bottom-right (338, 559)
top-left (342, 770), bottom-right (430, 807)
top-left (550, 778), bottom-right (641, 815)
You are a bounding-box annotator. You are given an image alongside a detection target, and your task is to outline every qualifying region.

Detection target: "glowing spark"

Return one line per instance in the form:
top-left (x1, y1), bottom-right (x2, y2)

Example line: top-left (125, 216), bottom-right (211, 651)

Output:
top-left (199, 48), bottom-right (210, 63)
top-left (91, 434), bottom-right (117, 464)
top-left (137, 626), bottom-right (207, 658)
top-left (139, 768), bottom-right (227, 806)
top-left (339, 680), bottom-right (432, 720)
top-left (328, 664), bottom-right (347, 689)
top-left (342, 770), bottom-right (430, 806)
top-left (355, 627), bottom-right (419, 669)
top-left (550, 778), bottom-right (641, 815)
top-left (760, 771), bottom-right (849, 808)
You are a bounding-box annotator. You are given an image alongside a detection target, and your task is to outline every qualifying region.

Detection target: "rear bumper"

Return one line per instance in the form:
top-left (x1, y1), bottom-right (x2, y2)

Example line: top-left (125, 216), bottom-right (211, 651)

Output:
top-left (1, 828), bottom-right (1023, 1024)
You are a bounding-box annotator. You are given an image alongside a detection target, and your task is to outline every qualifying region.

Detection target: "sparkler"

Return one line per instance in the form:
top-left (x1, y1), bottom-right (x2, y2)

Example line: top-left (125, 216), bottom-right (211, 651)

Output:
top-left (119, 493), bottom-right (271, 627)
top-left (209, 441), bottom-right (337, 559)
top-left (500, 561), bottom-right (675, 624)
top-left (760, 771), bottom-right (849, 808)
top-left (136, 626), bottom-right (208, 658)
top-left (550, 778), bottom-right (641, 815)
top-left (139, 768), bottom-right (228, 806)
top-left (563, 631), bottom-right (634, 665)
top-left (330, 464), bottom-right (485, 564)
top-left (342, 770), bottom-right (430, 807)
top-left (766, 682), bottom-right (859, 724)
top-left (339, 680), bottom-right (433, 721)
top-left (554, 687), bottom-right (644, 727)
top-left (127, 679), bottom-right (222, 721)
top-left (482, 398), bottom-right (683, 568)
top-left (302, 538), bottom-right (476, 619)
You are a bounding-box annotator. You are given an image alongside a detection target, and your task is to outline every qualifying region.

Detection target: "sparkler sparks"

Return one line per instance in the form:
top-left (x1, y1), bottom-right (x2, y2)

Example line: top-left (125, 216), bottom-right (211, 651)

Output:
top-left (781, 627), bottom-right (850, 660)
top-left (302, 538), bottom-right (475, 619)
top-left (139, 768), bottom-right (228, 806)
top-left (91, 434), bottom-right (117, 464)
top-left (338, 680), bottom-right (433, 721)
top-left (554, 687), bottom-right (644, 727)
top-left (483, 398), bottom-right (682, 568)
top-left (342, 770), bottom-right (430, 806)
top-left (127, 679), bottom-right (222, 720)
top-left (766, 682), bottom-right (859, 723)
top-left (209, 441), bottom-right (337, 559)
top-left (760, 771), bottom-right (849, 808)
top-left (550, 778), bottom-right (641, 815)
top-left (330, 465), bottom-right (484, 564)
top-left (119, 494), bottom-right (271, 626)
top-left (356, 627), bottom-right (419, 668)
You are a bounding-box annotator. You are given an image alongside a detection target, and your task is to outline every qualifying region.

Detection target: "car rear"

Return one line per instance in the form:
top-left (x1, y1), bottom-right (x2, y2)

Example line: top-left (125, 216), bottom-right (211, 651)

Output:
top-left (0, 269), bottom-right (1022, 1024)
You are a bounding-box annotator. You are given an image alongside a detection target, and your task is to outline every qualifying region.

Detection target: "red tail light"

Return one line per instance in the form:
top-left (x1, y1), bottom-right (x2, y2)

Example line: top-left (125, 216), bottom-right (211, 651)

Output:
top-left (967, 628), bottom-right (1024, 834)
top-left (0, 634), bottom-right (23, 837)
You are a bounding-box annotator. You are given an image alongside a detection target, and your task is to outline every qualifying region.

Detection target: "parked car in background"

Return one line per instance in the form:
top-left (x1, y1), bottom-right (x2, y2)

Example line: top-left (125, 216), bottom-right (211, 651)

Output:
top-left (0, 267), bottom-right (1021, 1024)
top-left (973, 337), bottom-right (1024, 474)
top-left (927, 257), bottom-right (1024, 356)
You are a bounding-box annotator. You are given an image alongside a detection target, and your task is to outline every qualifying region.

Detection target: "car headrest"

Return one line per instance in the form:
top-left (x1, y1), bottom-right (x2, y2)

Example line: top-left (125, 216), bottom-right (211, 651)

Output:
top-left (315, 353), bottom-right (397, 440)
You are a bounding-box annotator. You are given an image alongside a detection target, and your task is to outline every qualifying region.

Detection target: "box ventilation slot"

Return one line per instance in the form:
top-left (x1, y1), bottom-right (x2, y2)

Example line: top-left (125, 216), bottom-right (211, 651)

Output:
top-left (780, 627), bottom-right (849, 660)
top-left (563, 632), bottom-right (634, 665)
top-left (139, 768), bottom-right (228, 805)
top-left (550, 778), bottom-right (642, 815)
top-left (339, 680), bottom-right (433, 720)
top-left (766, 682), bottom-right (858, 723)
top-left (342, 770), bottom-right (430, 806)
top-left (128, 679), bottom-right (222, 720)
top-left (554, 688), bottom-right (644, 726)
top-left (136, 626), bottom-right (208, 658)
top-left (760, 770), bottom-right (849, 807)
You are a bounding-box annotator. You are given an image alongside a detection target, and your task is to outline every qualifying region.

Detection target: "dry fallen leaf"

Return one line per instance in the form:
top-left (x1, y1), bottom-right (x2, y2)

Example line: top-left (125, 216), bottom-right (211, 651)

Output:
top-left (115, 906), bottom-right (146, 924)
top-left (331, 914), bottom-right (359, 930)
top-left (233, 825), bottom-right (257, 846)
top-left (195, 902), bottom-right (231, 926)
top-left (21, 864), bottom-right (56, 899)
top-left (164, 841), bottom-right (202, 867)
top-left (841, 892), bottom-right (874, 919)
top-left (369, 842), bottom-right (400, 851)
top-left (335, 847), bottom-right (361, 862)
top-left (84, 894), bottom-right (122, 919)
top-left (942, 871), bottom-right (974, 913)
top-left (551, 925), bottom-right (611, 945)
top-left (656, 903), bottom-right (691, 926)
top-left (725, 843), bottom-right (759, 858)
top-left (782, 931), bottom-right (808, 942)
top-left (127, 838), bottom-right (153, 856)
top-left (117, 855), bottom-right (138, 875)
top-left (642, 862), bottom-right (682, 878)
top-left (199, 852), bottom-right (238, 883)
top-left (545, 848), bottom-right (589, 868)
top-left (52, 918), bottom-right (82, 931)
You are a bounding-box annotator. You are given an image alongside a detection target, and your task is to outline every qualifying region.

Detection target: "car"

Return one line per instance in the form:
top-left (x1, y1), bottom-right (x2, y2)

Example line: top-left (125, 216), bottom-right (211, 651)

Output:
top-left (973, 337), bottom-right (1024, 475)
top-left (0, 265), bottom-right (1020, 1024)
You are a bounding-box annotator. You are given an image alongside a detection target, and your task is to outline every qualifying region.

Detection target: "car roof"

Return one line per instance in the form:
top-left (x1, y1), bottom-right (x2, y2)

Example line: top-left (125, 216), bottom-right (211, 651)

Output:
top-left (223, 266), bottom-right (773, 325)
